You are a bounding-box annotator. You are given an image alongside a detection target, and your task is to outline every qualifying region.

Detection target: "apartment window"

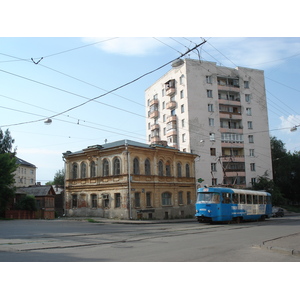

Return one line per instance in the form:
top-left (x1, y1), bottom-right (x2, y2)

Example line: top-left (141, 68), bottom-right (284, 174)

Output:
top-left (133, 158), bottom-right (140, 175)
top-left (249, 149), bottom-right (255, 157)
top-left (250, 163), bottom-right (256, 171)
top-left (162, 101), bottom-right (165, 109)
top-left (181, 104), bottom-right (184, 113)
top-left (208, 104), bottom-right (214, 112)
top-left (134, 192), bottom-right (141, 208)
top-left (180, 74), bottom-right (185, 85)
top-left (248, 135), bottom-right (254, 143)
top-left (187, 191), bottom-right (191, 204)
top-left (251, 178), bottom-right (256, 185)
top-left (146, 192), bottom-right (152, 207)
top-left (206, 75), bottom-right (212, 84)
top-left (90, 161), bottom-right (96, 177)
top-left (211, 163), bottom-right (217, 172)
top-left (207, 90), bottom-right (213, 98)
top-left (210, 133), bottom-right (215, 141)
top-left (212, 178), bottom-right (217, 186)
top-left (246, 108), bottom-right (252, 116)
top-left (162, 192), bottom-right (172, 206)
top-left (182, 133), bottom-right (186, 142)
top-left (113, 158), bottom-right (121, 175)
top-left (209, 118), bottom-right (214, 126)
top-left (186, 164), bottom-right (190, 177)
top-left (115, 193), bottom-right (121, 208)
top-left (210, 148), bottom-right (216, 156)
top-left (162, 89), bottom-right (165, 97)
top-left (178, 191), bottom-right (184, 205)
top-left (180, 90), bottom-right (184, 99)
top-left (153, 94), bottom-right (158, 100)
top-left (245, 94), bottom-right (251, 102)
top-left (171, 109), bottom-right (176, 116)
top-left (103, 159), bottom-right (109, 176)
top-left (248, 121), bottom-right (253, 129)
top-left (91, 194), bottom-right (97, 208)
top-left (182, 119), bottom-right (185, 128)
top-left (244, 81), bottom-right (249, 88)
top-left (177, 163), bottom-right (182, 177)
top-left (80, 162), bottom-right (87, 178)
top-left (163, 114), bottom-right (166, 122)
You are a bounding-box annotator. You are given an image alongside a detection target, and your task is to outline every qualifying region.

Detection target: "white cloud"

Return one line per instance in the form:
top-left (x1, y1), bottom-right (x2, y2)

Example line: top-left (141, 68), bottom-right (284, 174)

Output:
top-left (279, 115), bottom-right (300, 133)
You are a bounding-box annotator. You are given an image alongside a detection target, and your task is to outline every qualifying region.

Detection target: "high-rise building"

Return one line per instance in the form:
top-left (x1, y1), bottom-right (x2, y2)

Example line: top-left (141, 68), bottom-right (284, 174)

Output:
top-left (145, 59), bottom-right (273, 188)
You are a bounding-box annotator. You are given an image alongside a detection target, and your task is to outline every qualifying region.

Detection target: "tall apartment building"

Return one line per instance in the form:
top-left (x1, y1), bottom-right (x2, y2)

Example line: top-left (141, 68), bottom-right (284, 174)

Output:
top-left (145, 59), bottom-right (273, 188)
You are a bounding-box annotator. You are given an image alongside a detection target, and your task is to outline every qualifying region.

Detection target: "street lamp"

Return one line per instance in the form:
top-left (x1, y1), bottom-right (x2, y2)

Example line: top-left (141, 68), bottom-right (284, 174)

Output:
top-left (290, 125), bottom-right (299, 132)
top-left (44, 118), bottom-right (52, 125)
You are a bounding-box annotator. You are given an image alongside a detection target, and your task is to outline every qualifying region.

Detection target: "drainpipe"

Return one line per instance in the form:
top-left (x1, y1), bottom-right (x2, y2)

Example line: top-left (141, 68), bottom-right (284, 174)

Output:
top-left (125, 141), bottom-right (132, 219)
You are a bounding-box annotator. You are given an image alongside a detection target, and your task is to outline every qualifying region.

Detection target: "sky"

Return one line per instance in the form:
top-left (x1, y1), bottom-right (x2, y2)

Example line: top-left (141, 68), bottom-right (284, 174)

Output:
top-left (1, 36), bottom-right (300, 183)
top-left (0, 2), bottom-right (300, 186)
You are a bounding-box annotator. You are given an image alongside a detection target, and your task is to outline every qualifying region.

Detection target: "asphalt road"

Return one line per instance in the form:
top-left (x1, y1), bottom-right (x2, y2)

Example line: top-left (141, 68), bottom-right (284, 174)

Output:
top-left (1, 215), bottom-right (300, 262)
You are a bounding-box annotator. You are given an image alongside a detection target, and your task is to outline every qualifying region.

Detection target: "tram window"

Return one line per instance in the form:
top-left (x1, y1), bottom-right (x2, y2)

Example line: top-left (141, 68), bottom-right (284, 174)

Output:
top-left (240, 194), bottom-right (245, 204)
top-left (197, 192), bottom-right (220, 204)
top-left (222, 193), bottom-right (231, 203)
top-left (246, 194), bottom-right (252, 204)
top-left (232, 194), bottom-right (239, 204)
top-left (259, 196), bottom-right (264, 204)
top-left (253, 195), bottom-right (258, 204)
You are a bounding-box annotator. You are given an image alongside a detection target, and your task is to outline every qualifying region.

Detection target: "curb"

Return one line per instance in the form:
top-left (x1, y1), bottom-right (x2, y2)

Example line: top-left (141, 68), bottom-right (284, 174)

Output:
top-left (260, 242), bottom-right (300, 257)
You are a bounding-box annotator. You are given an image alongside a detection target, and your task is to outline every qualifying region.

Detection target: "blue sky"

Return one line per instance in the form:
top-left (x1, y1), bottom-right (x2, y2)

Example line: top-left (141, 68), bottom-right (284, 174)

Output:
top-left (1, 36), bottom-right (300, 183)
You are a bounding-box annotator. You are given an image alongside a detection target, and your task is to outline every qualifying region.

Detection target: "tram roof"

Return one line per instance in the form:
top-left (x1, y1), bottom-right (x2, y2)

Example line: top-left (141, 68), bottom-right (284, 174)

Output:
top-left (198, 187), bottom-right (270, 195)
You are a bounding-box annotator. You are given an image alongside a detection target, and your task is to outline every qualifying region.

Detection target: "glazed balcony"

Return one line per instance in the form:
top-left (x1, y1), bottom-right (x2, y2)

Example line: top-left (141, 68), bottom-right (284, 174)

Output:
top-left (151, 124), bottom-right (160, 131)
top-left (149, 110), bottom-right (159, 119)
top-left (149, 98), bottom-right (159, 107)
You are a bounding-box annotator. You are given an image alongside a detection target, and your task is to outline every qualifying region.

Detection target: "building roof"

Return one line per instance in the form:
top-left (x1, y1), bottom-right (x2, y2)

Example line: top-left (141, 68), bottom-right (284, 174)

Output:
top-left (16, 185), bottom-right (54, 197)
top-left (16, 157), bottom-right (36, 168)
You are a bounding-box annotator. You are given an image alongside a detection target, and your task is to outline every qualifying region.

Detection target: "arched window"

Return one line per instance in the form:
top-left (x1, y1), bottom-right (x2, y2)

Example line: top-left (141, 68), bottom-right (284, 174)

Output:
top-left (113, 157), bottom-right (121, 175)
top-left (158, 160), bottom-right (163, 176)
top-left (72, 163), bottom-right (78, 179)
top-left (90, 161), bottom-right (96, 177)
top-left (162, 192), bottom-right (172, 206)
top-left (133, 158), bottom-right (140, 175)
top-left (166, 161), bottom-right (171, 177)
top-left (103, 159), bottom-right (109, 176)
top-left (145, 159), bottom-right (151, 175)
top-left (81, 162), bottom-right (87, 178)
top-left (186, 163), bottom-right (190, 178)
top-left (177, 163), bottom-right (182, 177)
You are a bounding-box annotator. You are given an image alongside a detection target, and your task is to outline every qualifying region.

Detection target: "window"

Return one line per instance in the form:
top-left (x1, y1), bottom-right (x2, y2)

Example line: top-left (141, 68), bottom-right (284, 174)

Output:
top-left (180, 90), bottom-right (184, 99)
top-left (210, 148), bottom-right (216, 156)
top-left (162, 101), bottom-right (165, 109)
top-left (162, 89), bottom-right (165, 97)
top-left (209, 118), bottom-right (214, 126)
top-left (133, 158), bottom-right (140, 175)
top-left (249, 149), bottom-right (255, 157)
top-left (178, 191), bottom-right (183, 205)
top-left (182, 133), bottom-right (186, 142)
top-left (134, 192), bottom-right (140, 208)
top-left (146, 192), bottom-right (152, 207)
top-left (212, 178), bottom-right (217, 186)
top-left (171, 109), bottom-right (176, 116)
top-left (163, 114), bottom-right (166, 122)
top-left (250, 163), bottom-right (256, 171)
top-left (90, 161), bottom-right (96, 177)
top-left (245, 94), bottom-right (251, 102)
top-left (207, 90), bottom-right (213, 98)
top-left (72, 194), bottom-right (78, 208)
top-left (246, 108), bottom-right (252, 116)
top-left (81, 162), bottom-right (87, 178)
top-left (244, 81), bottom-right (249, 88)
top-left (153, 93), bottom-right (158, 100)
top-left (182, 119), bottom-right (185, 127)
top-left (211, 163), bottom-right (217, 172)
top-left (251, 178), bottom-right (256, 185)
top-left (166, 161), bottom-right (171, 176)
top-left (158, 160), bottom-right (164, 176)
top-left (180, 74), bottom-right (185, 85)
top-left (210, 133), bottom-right (215, 141)
top-left (187, 191), bottom-right (191, 204)
top-left (113, 158), bottom-right (121, 175)
top-left (103, 194), bottom-right (109, 208)
top-left (91, 194), bottom-right (97, 208)
top-left (248, 121), bottom-right (253, 129)
top-left (248, 135), bottom-right (254, 143)
top-left (186, 164), bottom-right (190, 177)
top-left (162, 192), bottom-right (172, 206)
top-left (181, 104), bottom-right (184, 113)
top-left (206, 75), bottom-right (212, 84)
top-left (177, 163), bottom-right (182, 177)
top-left (145, 159), bottom-right (151, 175)
top-left (114, 193), bottom-right (121, 208)
top-left (72, 163), bottom-right (78, 179)
top-left (208, 104), bottom-right (214, 112)
top-left (103, 159), bottom-right (109, 176)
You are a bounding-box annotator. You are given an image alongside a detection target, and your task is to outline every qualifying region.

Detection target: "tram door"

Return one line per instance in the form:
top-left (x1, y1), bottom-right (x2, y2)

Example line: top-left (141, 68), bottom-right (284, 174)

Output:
top-left (221, 193), bottom-right (232, 221)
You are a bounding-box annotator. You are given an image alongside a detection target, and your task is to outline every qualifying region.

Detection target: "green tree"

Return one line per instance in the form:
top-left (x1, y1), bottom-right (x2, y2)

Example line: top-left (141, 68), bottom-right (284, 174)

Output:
top-left (0, 128), bottom-right (17, 217)
top-left (46, 169), bottom-right (65, 187)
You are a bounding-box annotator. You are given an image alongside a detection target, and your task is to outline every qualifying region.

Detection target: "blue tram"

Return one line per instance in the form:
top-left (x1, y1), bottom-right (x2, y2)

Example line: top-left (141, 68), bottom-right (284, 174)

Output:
top-left (195, 187), bottom-right (272, 223)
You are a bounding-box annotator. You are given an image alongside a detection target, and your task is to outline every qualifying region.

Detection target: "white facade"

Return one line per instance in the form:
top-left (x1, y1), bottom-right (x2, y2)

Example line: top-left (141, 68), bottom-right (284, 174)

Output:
top-left (145, 59), bottom-right (273, 188)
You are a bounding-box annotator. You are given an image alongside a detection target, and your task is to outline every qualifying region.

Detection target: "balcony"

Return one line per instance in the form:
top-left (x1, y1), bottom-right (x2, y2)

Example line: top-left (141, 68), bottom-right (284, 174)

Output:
top-left (167, 115), bottom-right (177, 122)
top-left (166, 101), bottom-right (177, 110)
top-left (220, 127), bottom-right (243, 134)
top-left (166, 87), bottom-right (176, 96)
top-left (151, 136), bottom-right (161, 143)
top-left (149, 98), bottom-right (159, 107)
top-left (151, 124), bottom-right (160, 131)
top-left (219, 112), bottom-right (242, 120)
top-left (221, 155), bottom-right (245, 162)
top-left (218, 85), bottom-right (240, 93)
top-left (166, 128), bottom-right (177, 137)
top-left (149, 110), bottom-right (159, 119)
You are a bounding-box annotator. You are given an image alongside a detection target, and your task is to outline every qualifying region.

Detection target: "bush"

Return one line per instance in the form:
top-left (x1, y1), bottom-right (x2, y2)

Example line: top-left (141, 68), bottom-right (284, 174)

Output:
top-left (15, 195), bottom-right (37, 211)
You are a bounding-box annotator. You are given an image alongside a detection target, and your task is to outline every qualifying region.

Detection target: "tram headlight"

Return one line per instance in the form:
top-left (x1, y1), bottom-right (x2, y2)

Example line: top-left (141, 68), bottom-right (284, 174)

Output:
top-left (208, 210), bottom-right (211, 213)
top-left (196, 209), bottom-right (199, 213)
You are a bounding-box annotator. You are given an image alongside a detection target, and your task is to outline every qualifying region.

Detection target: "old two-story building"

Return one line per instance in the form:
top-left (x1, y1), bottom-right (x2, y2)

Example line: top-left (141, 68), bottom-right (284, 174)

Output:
top-left (63, 140), bottom-right (198, 220)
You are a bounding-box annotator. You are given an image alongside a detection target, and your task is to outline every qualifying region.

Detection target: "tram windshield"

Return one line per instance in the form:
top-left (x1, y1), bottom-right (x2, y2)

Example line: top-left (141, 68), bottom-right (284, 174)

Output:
top-left (197, 192), bottom-right (220, 204)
